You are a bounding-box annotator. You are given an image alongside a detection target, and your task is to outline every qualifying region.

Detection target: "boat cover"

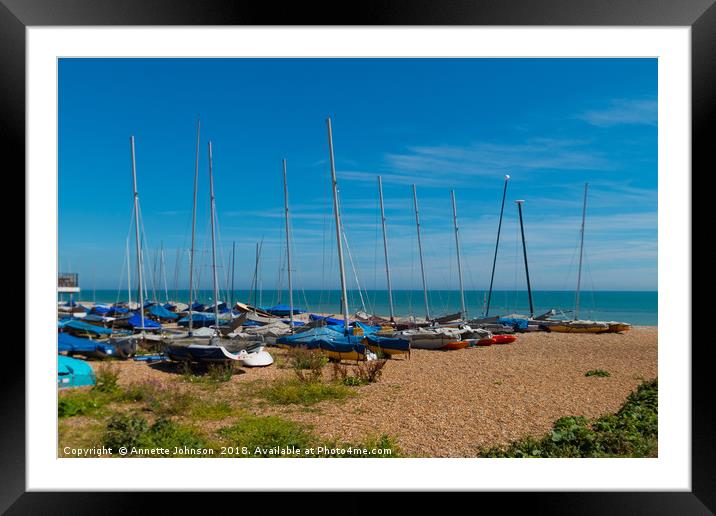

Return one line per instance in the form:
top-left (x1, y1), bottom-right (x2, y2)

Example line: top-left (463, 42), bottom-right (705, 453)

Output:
top-left (127, 313), bottom-right (162, 329)
top-left (58, 355), bottom-right (96, 388)
top-left (62, 319), bottom-right (114, 336)
top-left (147, 304), bottom-right (179, 320)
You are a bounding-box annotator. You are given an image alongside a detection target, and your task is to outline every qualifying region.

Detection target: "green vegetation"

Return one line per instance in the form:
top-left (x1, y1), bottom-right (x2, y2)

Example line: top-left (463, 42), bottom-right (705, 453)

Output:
top-left (585, 369), bottom-right (611, 377)
top-left (103, 414), bottom-right (207, 454)
top-left (217, 415), bottom-right (315, 455)
top-left (288, 347), bottom-right (328, 383)
top-left (93, 364), bottom-right (120, 393)
top-left (330, 360), bottom-right (388, 386)
top-left (180, 362), bottom-right (240, 388)
top-left (480, 379), bottom-right (658, 458)
top-left (189, 401), bottom-right (233, 420)
top-left (58, 391), bottom-right (111, 418)
top-left (259, 378), bottom-right (352, 406)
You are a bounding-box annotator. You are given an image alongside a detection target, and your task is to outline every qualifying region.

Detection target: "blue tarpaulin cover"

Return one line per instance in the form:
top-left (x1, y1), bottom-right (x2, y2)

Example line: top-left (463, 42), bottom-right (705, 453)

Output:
top-left (177, 312), bottom-right (215, 328)
top-left (147, 304), bottom-right (179, 320)
top-left (309, 314), bottom-right (351, 326)
top-left (58, 333), bottom-right (116, 357)
top-left (62, 320), bottom-right (114, 336)
top-left (127, 313), bottom-right (162, 329)
top-left (497, 317), bottom-right (529, 330)
top-left (266, 304), bottom-right (306, 316)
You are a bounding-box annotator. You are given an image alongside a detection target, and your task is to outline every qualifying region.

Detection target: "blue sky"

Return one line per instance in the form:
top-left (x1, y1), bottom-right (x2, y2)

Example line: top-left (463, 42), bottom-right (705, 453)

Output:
top-left (59, 58), bottom-right (657, 292)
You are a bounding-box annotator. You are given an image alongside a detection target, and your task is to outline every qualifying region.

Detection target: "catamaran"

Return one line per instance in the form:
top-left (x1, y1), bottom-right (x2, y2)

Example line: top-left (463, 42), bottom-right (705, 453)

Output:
top-left (541, 183), bottom-right (631, 334)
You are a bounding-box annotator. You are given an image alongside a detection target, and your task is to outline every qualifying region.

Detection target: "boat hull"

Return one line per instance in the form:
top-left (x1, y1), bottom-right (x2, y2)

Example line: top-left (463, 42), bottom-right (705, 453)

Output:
top-left (493, 335), bottom-right (517, 344)
top-left (442, 341), bottom-right (469, 350)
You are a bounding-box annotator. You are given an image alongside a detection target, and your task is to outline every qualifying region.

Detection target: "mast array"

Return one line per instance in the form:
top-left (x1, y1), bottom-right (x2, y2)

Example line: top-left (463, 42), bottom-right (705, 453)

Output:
top-left (326, 117), bottom-right (350, 332)
top-left (412, 184), bottom-right (431, 322)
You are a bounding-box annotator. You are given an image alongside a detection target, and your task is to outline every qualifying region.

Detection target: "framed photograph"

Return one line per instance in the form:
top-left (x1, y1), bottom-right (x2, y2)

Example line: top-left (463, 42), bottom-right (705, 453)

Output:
top-left (6, 0), bottom-right (711, 511)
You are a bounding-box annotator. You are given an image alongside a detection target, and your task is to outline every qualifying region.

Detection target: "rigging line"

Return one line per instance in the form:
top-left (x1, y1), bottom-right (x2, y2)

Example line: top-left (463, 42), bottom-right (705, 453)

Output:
top-left (340, 220), bottom-right (367, 314)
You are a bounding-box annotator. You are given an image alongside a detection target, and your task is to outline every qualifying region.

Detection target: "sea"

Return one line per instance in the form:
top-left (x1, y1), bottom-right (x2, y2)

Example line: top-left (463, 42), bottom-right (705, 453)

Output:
top-left (65, 289), bottom-right (658, 326)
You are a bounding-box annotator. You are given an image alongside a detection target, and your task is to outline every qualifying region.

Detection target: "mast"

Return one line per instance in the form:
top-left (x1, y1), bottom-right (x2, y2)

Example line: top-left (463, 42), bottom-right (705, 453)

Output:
top-left (129, 135), bottom-right (145, 332)
top-left (230, 241), bottom-right (236, 310)
top-left (451, 190), bottom-right (467, 320)
top-left (251, 241), bottom-right (260, 308)
top-left (378, 176), bottom-right (395, 322)
top-left (282, 159), bottom-right (295, 330)
top-left (515, 200), bottom-right (534, 318)
top-left (188, 119), bottom-right (200, 335)
top-left (486, 174), bottom-right (510, 316)
top-left (126, 237), bottom-right (132, 306)
top-left (326, 117), bottom-right (350, 333)
top-left (412, 184), bottom-right (431, 322)
top-left (208, 140), bottom-right (221, 332)
top-left (575, 182), bottom-right (589, 320)
top-left (160, 241), bottom-right (169, 303)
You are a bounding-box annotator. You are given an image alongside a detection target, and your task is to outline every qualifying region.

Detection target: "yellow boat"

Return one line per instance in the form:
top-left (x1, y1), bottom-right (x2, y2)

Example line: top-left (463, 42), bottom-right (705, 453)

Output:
top-left (545, 321), bottom-right (609, 333)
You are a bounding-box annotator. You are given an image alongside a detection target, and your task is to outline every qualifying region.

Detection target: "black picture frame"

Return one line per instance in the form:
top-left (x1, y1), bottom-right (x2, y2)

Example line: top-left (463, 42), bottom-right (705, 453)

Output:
top-left (5, 0), bottom-right (710, 512)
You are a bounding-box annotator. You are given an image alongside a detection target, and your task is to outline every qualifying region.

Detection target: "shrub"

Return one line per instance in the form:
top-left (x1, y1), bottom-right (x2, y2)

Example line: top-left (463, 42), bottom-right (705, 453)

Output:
top-left (479, 379), bottom-right (658, 458)
top-left (288, 347), bottom-right (328, 383)
top-left (354, 359), bottom-right (387, 384)
top-left (102, 413), bottom-right (207, 454)
top-left (103, 413), bottom-right (150, 450)
top-left (585, 369), bottom-right (611, 377)
top-left (93, 364), bottom-right (120, 393)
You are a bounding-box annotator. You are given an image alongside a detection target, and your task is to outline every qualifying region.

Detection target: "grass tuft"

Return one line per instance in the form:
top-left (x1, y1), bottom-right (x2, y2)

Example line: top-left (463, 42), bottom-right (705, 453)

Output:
top-left (585, 369), bottom-right (611, 377)
top-left (260, 378), bottom-right (352, 406)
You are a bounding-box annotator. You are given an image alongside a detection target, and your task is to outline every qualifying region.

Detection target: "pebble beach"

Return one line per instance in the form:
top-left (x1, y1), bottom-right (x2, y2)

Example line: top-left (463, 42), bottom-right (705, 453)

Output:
top-left (75, 325), bottom-right (657, 457)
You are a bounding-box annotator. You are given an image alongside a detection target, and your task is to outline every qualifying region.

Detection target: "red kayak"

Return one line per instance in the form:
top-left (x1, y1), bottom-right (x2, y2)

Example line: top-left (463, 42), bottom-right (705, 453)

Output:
top-left (475, 337), bottom-right (495, 346)
top-left (493, 335), bottom-right (517, 344)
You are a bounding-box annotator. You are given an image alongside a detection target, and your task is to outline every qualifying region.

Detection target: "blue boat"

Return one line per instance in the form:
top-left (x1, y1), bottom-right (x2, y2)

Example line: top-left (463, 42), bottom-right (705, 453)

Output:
top-left (177, 312), bottom-right (215, 328)
top-left (277, 326), bottom-right (367, 361)
top-left (127, 312), bottom-right (162, 330)
top-left (266, 304), bottom-right (306, 317)
top-left (106, 306), bottom-right (129, 316)
top-left (61, 319), bottom-right (115, 337)
top-left (58, 355), bottom-right (96, 388)
top-left (362, 333), bottom-right (411, 357)
top-left (147, 304), bottom-right (179, 321)
top-left (309, 314), bottom-right (351, 327)
top-left (58, 333), bottom-right (136, 359)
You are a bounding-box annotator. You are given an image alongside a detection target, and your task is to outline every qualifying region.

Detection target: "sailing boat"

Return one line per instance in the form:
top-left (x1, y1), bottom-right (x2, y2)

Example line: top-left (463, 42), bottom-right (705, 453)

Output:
top-left (361, 176), bottom-right (411, 358)
top-left (165, 136), bottom-right (273, 365)
top-left (542, 184), bottom-right (630, 334)
top-left (277, 118), bottom-right (372, 361)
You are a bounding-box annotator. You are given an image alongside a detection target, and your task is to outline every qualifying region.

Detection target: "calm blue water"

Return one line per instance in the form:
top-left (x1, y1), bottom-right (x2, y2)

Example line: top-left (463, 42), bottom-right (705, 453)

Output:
top-left (64, 289), bottom-right (658, 325)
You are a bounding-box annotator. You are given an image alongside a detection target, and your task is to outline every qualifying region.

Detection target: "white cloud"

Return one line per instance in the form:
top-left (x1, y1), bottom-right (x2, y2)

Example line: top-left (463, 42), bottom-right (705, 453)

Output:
top-left (577, 98), bottom-right (657, 128)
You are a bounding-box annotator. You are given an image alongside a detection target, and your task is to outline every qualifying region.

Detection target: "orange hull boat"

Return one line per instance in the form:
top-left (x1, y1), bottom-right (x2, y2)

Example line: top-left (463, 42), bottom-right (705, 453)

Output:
top-left (442, 340), bottom-right (469, 350)
top-left (475, 338), bottom-right (495, 346)
top-left (493, 335), bottom-right (517, 344)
